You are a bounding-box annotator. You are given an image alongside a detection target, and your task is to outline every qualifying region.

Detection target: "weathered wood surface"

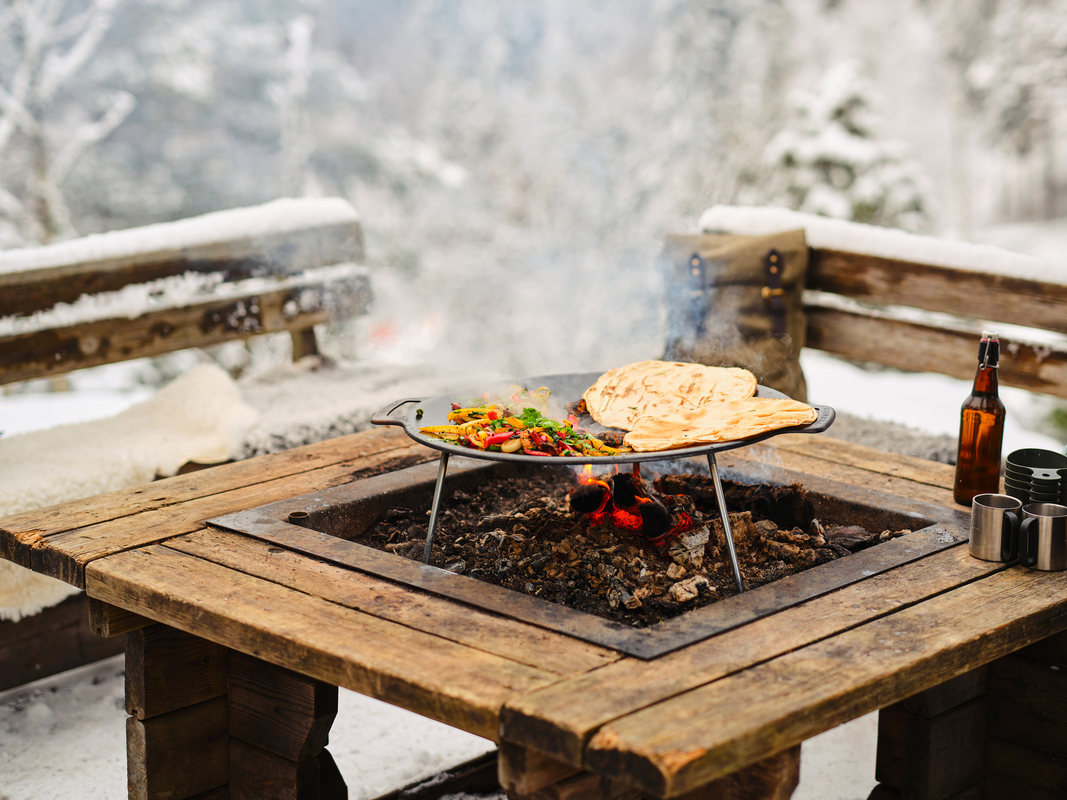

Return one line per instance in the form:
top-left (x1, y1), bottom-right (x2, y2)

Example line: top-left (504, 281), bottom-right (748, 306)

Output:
top-left (0, 271), bottom-right (371, 385)
top-left (87, 543), bottom-right (563, 741)
top-left (126, 624), bottom-right (228, 720)
top-left (0, 427), bottom-right (434, 586)
top-left (228, 652), bottom-right (337, 761)
top-left (89, 598), bottom-right (152, 637)
top-left (127, 695), bottom-right (229, 800)
top-left (805, 304), bottom-right (1067, 400)
top-left (166, 528), bottom-right (618, 677)
top-left (581, 566), bottom-right (1067, 797)
top-left (807, 247), bottom-right (1067, 337)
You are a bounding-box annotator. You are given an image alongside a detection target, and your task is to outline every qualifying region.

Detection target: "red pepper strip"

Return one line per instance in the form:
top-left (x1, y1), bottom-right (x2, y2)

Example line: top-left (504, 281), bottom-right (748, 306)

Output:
top-left (451, 402), bottom-right (461, 410)
top-left (523, 448), bottom-right (551, 456)
top-left (486, 410), bottom-right (500, 421)
top-left (484, 430), bottom-right (517, 447)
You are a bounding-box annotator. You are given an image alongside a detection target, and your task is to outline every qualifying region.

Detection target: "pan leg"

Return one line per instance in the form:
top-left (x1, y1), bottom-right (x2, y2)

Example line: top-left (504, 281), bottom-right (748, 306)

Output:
top-left (423, 452), bottom-right (450, 564)
top-left (707, 452), bottom-right (747, 593)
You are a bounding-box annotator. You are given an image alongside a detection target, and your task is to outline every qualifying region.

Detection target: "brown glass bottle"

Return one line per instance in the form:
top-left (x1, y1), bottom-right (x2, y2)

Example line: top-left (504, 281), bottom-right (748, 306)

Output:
top-left (953, 331), bottom-right (1005, 505)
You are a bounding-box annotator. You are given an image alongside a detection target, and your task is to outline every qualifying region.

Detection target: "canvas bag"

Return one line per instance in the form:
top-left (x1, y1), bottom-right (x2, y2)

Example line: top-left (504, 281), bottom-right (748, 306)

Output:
top-left (661, 228), bottom-right (809, 402)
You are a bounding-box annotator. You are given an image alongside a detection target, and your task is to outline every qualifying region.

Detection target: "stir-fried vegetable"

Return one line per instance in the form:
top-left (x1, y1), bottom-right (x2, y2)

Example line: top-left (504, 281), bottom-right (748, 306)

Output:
top-left (419, 403), bottom-right (629, 457)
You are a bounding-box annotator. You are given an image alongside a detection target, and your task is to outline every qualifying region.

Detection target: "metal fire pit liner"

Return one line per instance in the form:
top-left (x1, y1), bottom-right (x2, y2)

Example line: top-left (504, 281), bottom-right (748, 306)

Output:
top-left (371, 371), bottom-right (836, 592)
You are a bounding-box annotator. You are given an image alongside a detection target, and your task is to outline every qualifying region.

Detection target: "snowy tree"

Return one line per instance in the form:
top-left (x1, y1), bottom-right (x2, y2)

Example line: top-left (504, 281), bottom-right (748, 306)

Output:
top-left (0, 0), bottom-right (133, 245)
top-left (764, 60), bottom-right (937, 232)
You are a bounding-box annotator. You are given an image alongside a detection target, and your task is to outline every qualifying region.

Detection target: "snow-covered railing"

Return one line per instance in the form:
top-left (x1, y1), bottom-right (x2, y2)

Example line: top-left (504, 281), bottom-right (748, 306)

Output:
top-left (698, 206), bottom-right (1067, 400)
top-left (0, 198), bottom-right (370, 385)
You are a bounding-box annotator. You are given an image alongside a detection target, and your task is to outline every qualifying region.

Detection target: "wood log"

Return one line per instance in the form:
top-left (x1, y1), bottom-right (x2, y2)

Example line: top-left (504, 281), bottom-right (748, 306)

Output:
top-left (228, 651), bottom-right (337, 761)
top-left (499, 743), bottom-right (581, 797)
top-left (0, 592), bottom-right (123, 691)
top-left (988, 652), bottom-right (1067, 758)
top-left (126, 624), bottom-right (227, 720)
top-left (805, 304), bottom-right (1067, 400)
top-left (807, 247), bottom-right (1067, 336)
top-left (89, 597), bottom-right (151, 637)
top-left (984, 735), bottom-right (1067, 800)
top-left (228, 738), bottom-right (320, 800)
top-left (127, 695), bottom-right (229, 800)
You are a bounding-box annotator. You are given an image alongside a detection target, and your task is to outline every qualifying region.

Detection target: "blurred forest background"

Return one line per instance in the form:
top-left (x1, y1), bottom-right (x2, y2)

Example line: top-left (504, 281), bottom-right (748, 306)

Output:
top-left (2, 0), bottom-right (1066, 377)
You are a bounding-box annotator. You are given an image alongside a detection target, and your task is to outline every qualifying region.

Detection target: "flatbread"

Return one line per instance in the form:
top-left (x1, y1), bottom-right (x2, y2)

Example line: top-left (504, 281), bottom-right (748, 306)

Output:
top-left (624, 397), bottom-right (818, 452)
top-left (582, 360), bottom-right (757, 431)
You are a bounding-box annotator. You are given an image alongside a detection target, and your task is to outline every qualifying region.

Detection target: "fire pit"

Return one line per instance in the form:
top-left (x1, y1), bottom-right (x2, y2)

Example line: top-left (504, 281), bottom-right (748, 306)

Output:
top-left (367, 371), bottom-right (836, 593)
top-left (210, 455), bottom-right (965, 659)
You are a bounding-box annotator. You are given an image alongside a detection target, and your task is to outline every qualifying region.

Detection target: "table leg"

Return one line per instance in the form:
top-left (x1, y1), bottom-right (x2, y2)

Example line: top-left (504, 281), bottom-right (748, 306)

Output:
top-left (124, 624), bottom-right (347, 800)
top-left (125, 624), bottom-right (229, 800)
top-left (228, 651), bottom-right (347, 800)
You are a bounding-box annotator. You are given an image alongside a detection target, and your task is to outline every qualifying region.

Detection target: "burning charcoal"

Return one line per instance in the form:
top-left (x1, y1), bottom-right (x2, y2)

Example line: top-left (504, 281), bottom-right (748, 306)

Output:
top-left (666, 563), bottom-right (686, 580)
top-left (569, 483), bottom-right (609, 514)
top-left (445, 560), bottom-right (467, 574)
top-left (620, 589), bottom-right (641, 610)
top-left (493, 558), bottom-right (514, 577)
top-left (611, 472), bottom-right (645, 509)
top-left (477, 514), bottom-right (517, 531)
top-left (529, 552), bottom-right (551, 572)
top-left (638, 500), bottom-right (672, 540)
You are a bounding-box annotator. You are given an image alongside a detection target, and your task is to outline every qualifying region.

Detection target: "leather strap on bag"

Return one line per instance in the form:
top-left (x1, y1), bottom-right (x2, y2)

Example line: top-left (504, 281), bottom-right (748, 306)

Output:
top-left (762, 248), bottom-right (787, 337)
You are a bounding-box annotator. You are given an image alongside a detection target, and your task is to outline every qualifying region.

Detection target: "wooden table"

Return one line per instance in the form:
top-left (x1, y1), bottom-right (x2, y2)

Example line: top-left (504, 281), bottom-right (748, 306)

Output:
top-left (3, 427), bottom-right (1066, 800)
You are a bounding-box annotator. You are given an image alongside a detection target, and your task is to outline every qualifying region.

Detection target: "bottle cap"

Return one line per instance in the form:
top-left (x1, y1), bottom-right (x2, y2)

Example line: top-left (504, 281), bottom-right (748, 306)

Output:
top-left (983, 330), bottom-right (999, 340)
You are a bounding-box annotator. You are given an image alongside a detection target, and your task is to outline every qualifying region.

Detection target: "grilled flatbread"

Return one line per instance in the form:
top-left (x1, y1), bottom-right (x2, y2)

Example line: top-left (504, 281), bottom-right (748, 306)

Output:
top-left (624, 397), bottom-right (818, 452)
top-left (582, 360), bottom-right (757, 431)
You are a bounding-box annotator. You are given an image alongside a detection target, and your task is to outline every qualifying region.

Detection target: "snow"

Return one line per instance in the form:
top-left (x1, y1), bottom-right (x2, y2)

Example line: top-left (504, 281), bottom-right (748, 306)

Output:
top-left (0, 197), bottom-right (359, 275)
top-left (700, 205), bottom-right (1067, 283)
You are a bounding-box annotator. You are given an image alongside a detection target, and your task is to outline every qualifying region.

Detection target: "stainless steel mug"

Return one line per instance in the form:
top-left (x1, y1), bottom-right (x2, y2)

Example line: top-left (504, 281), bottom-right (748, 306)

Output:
top-left (969, 493), bottom-right (1022, 562)
top-left (1021, 502), bottom-right (1067, 571)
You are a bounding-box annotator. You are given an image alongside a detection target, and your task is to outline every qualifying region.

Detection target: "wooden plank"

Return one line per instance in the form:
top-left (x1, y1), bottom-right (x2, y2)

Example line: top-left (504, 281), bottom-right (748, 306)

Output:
top-left (127, 695), bottom-right (229, 800)
top-left (984, 735), bottom-right (1067, 800)
top-left (0, 591), bottom-right (124, 691)
top-left (581, 567), bottom-right (1067, 797)
top-left (498, 743), bottom-right (581, 796)
top-left (874, 704), bottom-right (907, 789)
top-left (805, 305), bottom-right (1067, 400)
top-left (500, 544), bottom-right (1001, 767)
top-left (900, 697), bottom-right (987, 800)
top-left (229, 651), bottom-right (337, 761)
top-left (229, 739), bottom-right (320, 800)
top-left (807, 248), bottom-right (1067, 337)
top-left (167, 528), bottom-right (618, 677)
top-left (87, 544), bottom-right (559, 740)
top-left (988, 652), bottom-right (1067, 758)
top-left (0, 215), bottom-right (364, 318)
top-left (0, 273), bottom-right (371, 385)
top-left (89, 597), bottom-right (152, 637)
top-left (0, 426), bottom-right (417, 540)
top-left (900, 665), bottom-right (987, 718)
top-left (5, 436), bottom-right (434, 587)
top-left (717, 439), bottom-right (957, 509)
top-left (126, 624), bottom-right (228, 720)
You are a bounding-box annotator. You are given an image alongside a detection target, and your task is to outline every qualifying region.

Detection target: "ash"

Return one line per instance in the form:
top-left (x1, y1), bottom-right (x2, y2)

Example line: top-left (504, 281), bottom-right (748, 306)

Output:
top-left (358, 468), bottom-right (911, 628)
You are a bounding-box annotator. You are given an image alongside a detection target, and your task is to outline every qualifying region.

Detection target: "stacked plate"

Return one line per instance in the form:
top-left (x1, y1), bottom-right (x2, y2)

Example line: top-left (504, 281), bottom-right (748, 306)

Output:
top-left (1005, 448), bottom-right (1067, 505)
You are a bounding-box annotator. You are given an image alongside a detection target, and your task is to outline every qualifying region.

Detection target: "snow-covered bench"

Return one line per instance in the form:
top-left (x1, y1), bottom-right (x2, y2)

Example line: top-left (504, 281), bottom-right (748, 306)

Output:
top-left (698, 206), bottom-right (1067, 403)
top-left (0, 197), bottom-right (370, 687)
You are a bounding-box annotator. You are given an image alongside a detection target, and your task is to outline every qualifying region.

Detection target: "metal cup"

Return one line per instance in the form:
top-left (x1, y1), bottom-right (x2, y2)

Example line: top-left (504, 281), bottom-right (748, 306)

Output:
top-left (969, 494), bottom-right (1022, 562)
top-left (1021, 503), bottom-right (1067, 571)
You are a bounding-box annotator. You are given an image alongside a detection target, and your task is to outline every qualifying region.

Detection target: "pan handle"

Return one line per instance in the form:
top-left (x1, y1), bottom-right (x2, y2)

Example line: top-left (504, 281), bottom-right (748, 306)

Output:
top-left (371, 398), bottom-right (424, 427)
top-left (802, 404), bottom-right (836, 435)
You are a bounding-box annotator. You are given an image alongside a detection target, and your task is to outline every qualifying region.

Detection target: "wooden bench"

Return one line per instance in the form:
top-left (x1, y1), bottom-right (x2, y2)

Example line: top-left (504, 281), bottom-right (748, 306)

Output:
top-left (699, 205), bottom-right (1067, 402)
top-left (0, 197), bottom-right (370, 690)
